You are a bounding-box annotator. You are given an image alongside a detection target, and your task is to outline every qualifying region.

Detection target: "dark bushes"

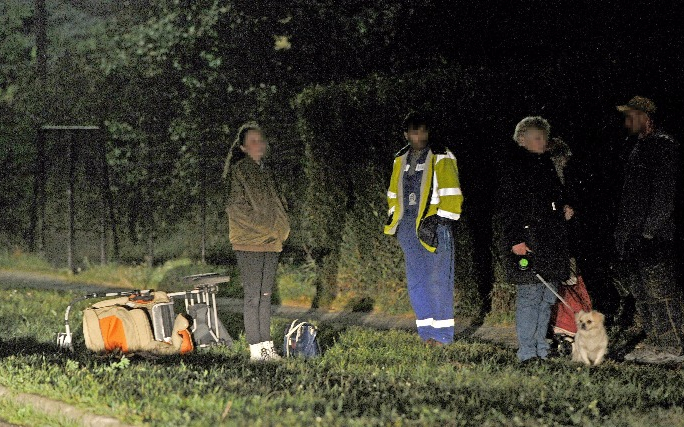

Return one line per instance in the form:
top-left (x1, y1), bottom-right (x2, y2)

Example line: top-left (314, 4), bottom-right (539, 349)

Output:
top-left (294, 68), bottom-right (484, 314)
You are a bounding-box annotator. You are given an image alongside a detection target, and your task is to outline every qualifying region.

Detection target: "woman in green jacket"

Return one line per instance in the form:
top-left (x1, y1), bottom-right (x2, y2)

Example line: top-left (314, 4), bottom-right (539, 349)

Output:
top-left (224, 122), bottom-right (290, 361)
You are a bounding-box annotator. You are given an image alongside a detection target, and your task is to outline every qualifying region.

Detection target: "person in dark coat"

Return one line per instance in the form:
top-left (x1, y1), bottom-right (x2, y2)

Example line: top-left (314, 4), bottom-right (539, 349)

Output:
top-left (497, 116), bottom-right (571, 363)
top-left (224, 122), bottom-right (290, 361)
top-left (614, 96), bottom-right (684, 356)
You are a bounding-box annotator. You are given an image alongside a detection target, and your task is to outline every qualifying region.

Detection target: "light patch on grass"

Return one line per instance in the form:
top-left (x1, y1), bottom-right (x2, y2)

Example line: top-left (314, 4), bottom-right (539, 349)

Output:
top-left (0, 395), bottom-right (81, 427)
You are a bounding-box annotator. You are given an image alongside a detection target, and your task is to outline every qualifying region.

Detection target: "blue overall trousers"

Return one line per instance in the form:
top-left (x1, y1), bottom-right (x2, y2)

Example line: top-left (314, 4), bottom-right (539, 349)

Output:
top-left (396, 152), bottom-right (455, 344)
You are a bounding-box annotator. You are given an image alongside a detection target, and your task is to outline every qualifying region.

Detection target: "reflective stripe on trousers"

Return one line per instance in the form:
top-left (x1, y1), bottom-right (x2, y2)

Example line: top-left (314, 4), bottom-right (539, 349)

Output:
top-left (397, 219), bottom-right (455, 343)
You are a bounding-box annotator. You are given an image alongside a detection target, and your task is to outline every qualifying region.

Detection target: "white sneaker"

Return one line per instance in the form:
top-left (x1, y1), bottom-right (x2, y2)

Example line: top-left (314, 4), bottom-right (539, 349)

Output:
top-left (263, 341), bottom-right (282, 361)
top-left (249, 343), bottom-right (265, 361)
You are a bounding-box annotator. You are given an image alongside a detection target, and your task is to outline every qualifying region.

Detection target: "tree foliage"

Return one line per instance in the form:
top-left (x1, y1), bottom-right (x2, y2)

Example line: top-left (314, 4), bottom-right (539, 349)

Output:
top-left (295, 69), bottom-right (481, 311)
top-left (2, 0), bottom-right (683, 312)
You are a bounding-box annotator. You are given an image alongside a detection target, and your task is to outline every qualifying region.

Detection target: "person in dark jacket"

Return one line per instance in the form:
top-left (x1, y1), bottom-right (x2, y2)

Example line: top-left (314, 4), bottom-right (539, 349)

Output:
top-left (614, 96), bottom-right (683, 356)
top-left (498, 116), bottom-right (571, 363)
top-left (224, 122), bottom-right (290, 361)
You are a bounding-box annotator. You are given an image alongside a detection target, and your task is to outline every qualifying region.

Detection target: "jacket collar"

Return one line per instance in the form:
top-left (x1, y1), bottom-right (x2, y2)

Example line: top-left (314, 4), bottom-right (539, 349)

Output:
top-left (395, 142), bottom-right (447, 158)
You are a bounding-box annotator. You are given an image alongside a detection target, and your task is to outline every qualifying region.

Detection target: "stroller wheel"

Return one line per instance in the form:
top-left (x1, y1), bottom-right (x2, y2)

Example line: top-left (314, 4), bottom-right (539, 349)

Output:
top-left (552, 334), bottom-right (574, 357)
top-left (56, 332), bottom-right (73, 352)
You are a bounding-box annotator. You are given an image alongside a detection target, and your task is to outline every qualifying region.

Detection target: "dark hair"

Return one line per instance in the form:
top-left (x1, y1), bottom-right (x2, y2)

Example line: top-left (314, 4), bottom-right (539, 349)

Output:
top-left (222, 122), bottom-right (262, 179)
top-left (235, 122), bottom-right (261, 146)
top-left (402, 111), bottom-right (430, 131)
top-left (548, 137), bottom-right (572, 159)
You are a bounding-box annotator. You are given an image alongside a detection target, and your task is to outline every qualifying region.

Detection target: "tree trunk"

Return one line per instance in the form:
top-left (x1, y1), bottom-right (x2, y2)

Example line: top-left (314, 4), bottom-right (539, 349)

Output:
top-left (99, 129), bottom-right (120, 262)
top-left (311, 248), bottom-right (341, 309)
top-left (146, 232), bottom-right (155, 268)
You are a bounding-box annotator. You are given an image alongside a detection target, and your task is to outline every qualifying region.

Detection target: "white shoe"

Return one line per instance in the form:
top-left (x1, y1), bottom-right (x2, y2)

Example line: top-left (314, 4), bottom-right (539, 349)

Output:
top-left (263, 341), bottom-right (282, 361)
top-left (249, 343), bottom-right (264, 361)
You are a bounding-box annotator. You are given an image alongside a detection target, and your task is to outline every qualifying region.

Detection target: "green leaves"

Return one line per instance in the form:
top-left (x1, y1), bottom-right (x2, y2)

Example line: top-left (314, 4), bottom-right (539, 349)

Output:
top-left (99, 355), bottom-right (131, 374)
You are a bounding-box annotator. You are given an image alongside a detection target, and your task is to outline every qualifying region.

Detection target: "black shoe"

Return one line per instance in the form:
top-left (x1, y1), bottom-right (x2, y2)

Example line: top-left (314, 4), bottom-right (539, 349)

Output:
top-left (520, 356), bottom-right (540, 366)
top-left (549, 334), bottom-right (573, 358)
top-left (425, 338), bottom-right (445, 347)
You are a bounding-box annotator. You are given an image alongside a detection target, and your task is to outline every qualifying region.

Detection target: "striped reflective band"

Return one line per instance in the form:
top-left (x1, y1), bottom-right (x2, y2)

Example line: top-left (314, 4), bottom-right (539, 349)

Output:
top-left (437, 209), bottom-right (460, 220)
top-left (403, 163), bottom-right (426, 172)
top-left (437, 187), bottom-right (462, 197)
top-left (416, 318), bottom-right (433, 327)
top-left (435, 152), bottom-right (457, 163)
top-left (415, 318), bottom-right (455, 328)
top-left (432, 319), bottom-right (455, 328)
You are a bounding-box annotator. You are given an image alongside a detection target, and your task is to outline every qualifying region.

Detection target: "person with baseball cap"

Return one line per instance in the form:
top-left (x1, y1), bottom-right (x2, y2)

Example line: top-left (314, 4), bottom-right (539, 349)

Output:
top-left (614, 96), bottom-right (684, 357)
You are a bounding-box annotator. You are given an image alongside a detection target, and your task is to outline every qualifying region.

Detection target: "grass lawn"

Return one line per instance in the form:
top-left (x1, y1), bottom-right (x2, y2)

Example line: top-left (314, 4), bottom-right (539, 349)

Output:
top-left (1, 282), bottom-right (684, 426)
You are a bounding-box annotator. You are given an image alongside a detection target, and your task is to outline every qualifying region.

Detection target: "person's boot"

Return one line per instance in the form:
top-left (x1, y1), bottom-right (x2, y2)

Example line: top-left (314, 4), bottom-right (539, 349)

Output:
top-left (249, 342), bottom-right (264, 361)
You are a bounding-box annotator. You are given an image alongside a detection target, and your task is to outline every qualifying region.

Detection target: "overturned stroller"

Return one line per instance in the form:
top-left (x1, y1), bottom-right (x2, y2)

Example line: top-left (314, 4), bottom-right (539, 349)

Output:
top-left (56, 273), bottom-right (233, 355)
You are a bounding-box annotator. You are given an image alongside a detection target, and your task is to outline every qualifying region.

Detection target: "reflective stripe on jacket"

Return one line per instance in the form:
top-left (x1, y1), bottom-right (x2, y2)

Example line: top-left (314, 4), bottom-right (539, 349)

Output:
top-left (383, 144), bottom-right (463, 252)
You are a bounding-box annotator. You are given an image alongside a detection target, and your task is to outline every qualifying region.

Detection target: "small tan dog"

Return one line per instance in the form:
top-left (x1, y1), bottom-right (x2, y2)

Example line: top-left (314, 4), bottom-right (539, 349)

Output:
top-left (571, 310), bottom-right (608, 366)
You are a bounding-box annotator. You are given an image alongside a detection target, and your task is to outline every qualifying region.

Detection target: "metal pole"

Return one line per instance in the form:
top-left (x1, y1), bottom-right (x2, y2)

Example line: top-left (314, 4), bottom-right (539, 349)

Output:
top-left (34, 0), bottom-right (48, 254)
top-left (99, 129), bottom-right (107, 264)
top-left (67, 131), bottom-right (75, 273)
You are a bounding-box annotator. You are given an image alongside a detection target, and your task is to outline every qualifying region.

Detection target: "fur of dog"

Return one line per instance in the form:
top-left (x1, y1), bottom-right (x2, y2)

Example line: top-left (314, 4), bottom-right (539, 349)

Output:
top-left (571, 310), bottom-right (608, 366)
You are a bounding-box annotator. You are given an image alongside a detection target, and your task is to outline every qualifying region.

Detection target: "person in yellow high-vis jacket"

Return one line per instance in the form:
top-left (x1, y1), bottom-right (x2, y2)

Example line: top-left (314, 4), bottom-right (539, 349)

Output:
top-left (384, 111), bottom-right (463, 345)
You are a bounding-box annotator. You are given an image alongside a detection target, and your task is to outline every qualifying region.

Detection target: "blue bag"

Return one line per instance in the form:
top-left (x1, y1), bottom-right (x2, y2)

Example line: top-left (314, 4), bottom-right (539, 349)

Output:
top-left (283, 319), bottom-right (321, 358)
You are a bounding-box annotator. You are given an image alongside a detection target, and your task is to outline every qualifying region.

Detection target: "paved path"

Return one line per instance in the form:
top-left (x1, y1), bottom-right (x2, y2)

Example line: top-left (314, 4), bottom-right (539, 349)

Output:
top-left (0, 270), bottom-right (128, 293)
top-left (217, 297), bottom-right (518, 348)
top-left (0, 385), bottom-right (135, 427)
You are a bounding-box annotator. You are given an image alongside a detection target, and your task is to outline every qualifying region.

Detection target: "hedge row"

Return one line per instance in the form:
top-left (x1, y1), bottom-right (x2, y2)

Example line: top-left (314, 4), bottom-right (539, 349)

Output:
top-left (294, 67), bottom-right (493, 315)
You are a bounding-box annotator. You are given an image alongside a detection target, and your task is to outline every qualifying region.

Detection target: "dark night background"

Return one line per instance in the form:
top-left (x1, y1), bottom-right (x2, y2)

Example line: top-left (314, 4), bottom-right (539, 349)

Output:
top-left (392, 0), bottom-right (684, 317)
top-left (2, 0), bottom-right (683, 316)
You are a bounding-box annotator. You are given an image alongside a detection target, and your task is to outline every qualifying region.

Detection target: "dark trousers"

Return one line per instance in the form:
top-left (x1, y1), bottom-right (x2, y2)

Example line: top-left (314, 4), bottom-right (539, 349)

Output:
top-left (235, 251), bottom-right (279, 345)
top-left (621, 243), bottom-right (684, 348)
